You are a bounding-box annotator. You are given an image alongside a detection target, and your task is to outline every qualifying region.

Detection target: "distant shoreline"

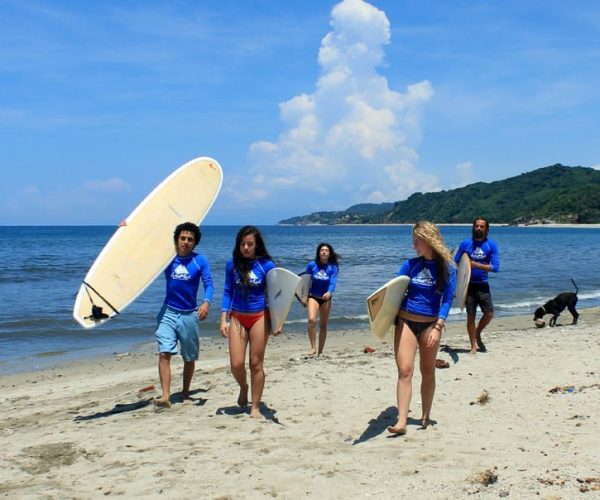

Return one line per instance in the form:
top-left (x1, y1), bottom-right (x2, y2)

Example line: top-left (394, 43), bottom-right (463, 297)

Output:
top-left (278, 222), bottom-right (600, 228)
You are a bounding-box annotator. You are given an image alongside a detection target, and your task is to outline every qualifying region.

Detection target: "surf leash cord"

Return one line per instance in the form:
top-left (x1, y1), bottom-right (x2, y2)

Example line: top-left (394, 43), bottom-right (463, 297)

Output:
top-left (82, 281), bottom-right (120, 320)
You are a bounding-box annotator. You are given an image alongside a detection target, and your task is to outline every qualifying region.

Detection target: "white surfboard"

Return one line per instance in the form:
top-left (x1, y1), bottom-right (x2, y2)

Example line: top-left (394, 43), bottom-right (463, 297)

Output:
top-left (266, 268), bottom-right (301, 334)
top-left (73, 157), bottom-right (223, 329)
top-left (453, 252), bottom-right (471, 311)
top-left (366, 275), bottom-right (410, 340)
top-left (294, 273), bottom-right (311, 304)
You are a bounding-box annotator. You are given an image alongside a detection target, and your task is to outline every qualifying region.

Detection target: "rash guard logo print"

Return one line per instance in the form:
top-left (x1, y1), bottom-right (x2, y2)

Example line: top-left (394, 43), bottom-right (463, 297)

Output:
top-left (413, 268), bottom-right (435, 287)
top-left (171, 264), bottom-right (191, 281)
top-left (471, 247), bottom-right (486, 260)
top-left (314, 270), bottom-right (328, 281)
top-left (236, 270), bottom-right (262, 287)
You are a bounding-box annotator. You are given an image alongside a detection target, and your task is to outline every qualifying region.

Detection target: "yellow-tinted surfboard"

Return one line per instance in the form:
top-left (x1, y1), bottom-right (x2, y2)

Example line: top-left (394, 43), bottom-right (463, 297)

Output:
top-left (366, 275), bottom-right (410, 340)
top-left (453, 252), bottom-right (471, 311)
top-left (73, 157), bottom-right (223, 329)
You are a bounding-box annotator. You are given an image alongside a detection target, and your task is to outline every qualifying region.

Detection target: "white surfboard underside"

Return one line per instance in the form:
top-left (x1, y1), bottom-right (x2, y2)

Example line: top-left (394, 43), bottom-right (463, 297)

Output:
top-left (73, 157), bottom-right (223, 329)
top-left (295, 273), bottom-right (311, 303)
top-left (266, 268), bottom-right (302, 334)
top-left (453, 252), bottom-right (471, 312)
top-left (366, 275), bottom-right (410, 340)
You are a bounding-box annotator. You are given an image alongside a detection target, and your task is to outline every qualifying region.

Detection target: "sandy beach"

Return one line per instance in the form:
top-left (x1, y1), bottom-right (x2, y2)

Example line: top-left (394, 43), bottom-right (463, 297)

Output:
top-left (1, 309), bottom-right (599, 498)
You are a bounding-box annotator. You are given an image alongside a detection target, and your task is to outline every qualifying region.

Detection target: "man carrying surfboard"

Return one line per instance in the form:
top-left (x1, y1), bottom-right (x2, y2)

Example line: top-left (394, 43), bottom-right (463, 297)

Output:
top-left (453, 217), bottom-right (500, 354)
top-left (154, 222), bottom-right (214, 408)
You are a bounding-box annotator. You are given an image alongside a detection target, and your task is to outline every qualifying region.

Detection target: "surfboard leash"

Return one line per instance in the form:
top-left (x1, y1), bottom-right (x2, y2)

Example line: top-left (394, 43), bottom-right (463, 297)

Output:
top-left (82, 281), bottom-right (120, 320)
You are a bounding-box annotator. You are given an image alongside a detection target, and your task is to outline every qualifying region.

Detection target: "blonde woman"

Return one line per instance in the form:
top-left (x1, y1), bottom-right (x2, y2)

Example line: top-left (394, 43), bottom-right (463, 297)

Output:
top-left (388, 221), bottom-right (456, 435)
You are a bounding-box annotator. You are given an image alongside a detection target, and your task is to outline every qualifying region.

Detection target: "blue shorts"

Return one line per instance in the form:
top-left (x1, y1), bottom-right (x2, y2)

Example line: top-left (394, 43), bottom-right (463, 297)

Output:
top-left (155, 305), bottom-right (200, 361)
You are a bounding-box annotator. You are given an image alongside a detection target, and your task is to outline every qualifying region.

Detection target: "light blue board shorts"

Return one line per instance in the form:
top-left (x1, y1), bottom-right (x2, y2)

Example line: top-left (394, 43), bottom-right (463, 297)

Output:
top-left (155, 305), bottom-right (200, 361)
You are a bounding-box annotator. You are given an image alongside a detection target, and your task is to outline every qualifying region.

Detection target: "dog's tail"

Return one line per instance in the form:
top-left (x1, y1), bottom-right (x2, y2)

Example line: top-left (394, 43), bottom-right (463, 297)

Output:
top-left (571, 278), bottom-right (579, 295)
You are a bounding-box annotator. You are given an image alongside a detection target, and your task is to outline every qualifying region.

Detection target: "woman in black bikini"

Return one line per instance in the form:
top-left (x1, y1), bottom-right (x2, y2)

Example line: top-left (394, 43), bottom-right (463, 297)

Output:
top-left (302, 243), bottom-right (340, 356)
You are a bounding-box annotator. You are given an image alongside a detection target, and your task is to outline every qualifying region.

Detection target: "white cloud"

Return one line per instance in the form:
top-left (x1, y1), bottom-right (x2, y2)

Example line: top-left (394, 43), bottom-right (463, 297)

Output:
top-left (234, 0), bottom-right (436, 214)
top-left (592, 163), bottom-right (600, 171)
top-left (81, 177), bottom-right (130, 192)
top-left (452, 161), bottom-right (476, 188)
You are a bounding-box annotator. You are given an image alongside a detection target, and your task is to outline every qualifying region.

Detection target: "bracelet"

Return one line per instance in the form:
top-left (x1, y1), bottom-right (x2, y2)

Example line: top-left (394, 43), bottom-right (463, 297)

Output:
top-left (433, 324), bottom-right (443, 332)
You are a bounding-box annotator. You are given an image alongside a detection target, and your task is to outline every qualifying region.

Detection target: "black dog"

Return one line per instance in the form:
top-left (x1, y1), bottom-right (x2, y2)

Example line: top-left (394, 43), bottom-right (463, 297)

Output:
top-left (533, 279), bottom-right (579, 327)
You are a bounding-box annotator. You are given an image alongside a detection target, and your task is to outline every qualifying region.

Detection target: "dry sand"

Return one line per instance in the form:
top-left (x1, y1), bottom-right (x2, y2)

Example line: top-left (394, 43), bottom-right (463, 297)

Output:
top-left (1, 309), bottom-right (599, 498)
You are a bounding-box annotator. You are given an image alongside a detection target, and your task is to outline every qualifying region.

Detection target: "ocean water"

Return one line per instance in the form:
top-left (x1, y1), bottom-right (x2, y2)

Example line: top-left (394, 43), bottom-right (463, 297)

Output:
top-left (1, 225), bottom-right (599, 374)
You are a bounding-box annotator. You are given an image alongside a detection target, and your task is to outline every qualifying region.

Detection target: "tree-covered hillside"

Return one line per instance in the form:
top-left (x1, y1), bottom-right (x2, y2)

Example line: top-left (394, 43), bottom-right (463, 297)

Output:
top-left (278, 164), bottom-right (600, 225)
top-left (280, 202), bottom-right (394, 225)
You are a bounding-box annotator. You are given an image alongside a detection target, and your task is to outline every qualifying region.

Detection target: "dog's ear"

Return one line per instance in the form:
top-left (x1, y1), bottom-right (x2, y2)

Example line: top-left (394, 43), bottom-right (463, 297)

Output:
top-left (534, 307), bottom-right (544, 319)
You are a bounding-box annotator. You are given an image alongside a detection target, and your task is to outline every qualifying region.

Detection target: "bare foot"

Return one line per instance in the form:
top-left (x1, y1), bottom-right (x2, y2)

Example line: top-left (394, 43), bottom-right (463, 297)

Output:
top-left (469, 347), bottom-right (478, 355)
top-left (249, 407), bottom-right (262, 419)
top-left (307, 349), bottom-right (316, 356)
top-left (153, 397), bottom-right (171, 409)
top-left (387, 422), bottom-right (407, 435)
top-left (237, 385), bottom-right (248, 407)
top-left (421, 418), bottom-right (432, 429)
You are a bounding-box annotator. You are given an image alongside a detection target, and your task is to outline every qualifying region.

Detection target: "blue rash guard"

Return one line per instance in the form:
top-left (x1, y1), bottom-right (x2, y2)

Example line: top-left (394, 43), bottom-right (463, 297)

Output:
top-left (221, 258), bottom-right (276, 313)
top-left (453, 238), bottom-right (499, 283)
top-left (163, 253), bottom-right (214, 312)
top-left (306, 261), bottom-right (338, 298)
top-left (397, 257), bottom-right (456, 320)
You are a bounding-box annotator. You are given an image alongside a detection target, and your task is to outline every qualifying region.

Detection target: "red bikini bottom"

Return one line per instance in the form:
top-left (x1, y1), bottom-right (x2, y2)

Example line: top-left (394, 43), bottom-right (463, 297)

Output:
top-left (230, 311), bottom-right (270, 331)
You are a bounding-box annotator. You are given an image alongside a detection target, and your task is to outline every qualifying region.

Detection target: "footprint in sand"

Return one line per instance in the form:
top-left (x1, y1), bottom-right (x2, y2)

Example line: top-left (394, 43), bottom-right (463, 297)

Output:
top-left (20, 442), bottom-right (82, 474)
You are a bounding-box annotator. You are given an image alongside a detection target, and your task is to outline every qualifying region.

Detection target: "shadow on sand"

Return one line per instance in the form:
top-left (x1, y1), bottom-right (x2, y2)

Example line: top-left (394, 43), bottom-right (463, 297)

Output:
top-left (74, 400), bottom-right (152, 421)
top-left (352, 407), bottom-right (428, 444)
top-left (440, 344), bottom-right (472, 364)
top-left (73, 388), bottom-right (208, 421)
top-left (216, 401), bottom-right (282, 424)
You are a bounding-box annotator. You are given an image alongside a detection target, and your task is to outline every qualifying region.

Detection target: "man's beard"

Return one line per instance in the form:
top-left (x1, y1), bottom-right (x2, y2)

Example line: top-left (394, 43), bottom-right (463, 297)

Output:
top-left (473, 229), bottom-right (485, 239)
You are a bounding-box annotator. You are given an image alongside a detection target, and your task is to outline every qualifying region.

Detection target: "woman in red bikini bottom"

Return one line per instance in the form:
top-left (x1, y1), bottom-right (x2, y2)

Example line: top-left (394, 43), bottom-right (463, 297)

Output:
top-left (220, 226), bottom-right (278, 419)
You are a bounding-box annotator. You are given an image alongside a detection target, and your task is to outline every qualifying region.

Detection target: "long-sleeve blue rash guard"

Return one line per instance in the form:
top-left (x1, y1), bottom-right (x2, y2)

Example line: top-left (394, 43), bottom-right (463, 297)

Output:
top-left (453, 238), bottom-right (499, 283)
top-left (163, 253), bottom-right (214, 312)
top-left (306, 261), bottom-right (338, 298)
top-left (220, 258), bottom-right (276, 313)
top-left (397, 257), bottom-right (456, 320)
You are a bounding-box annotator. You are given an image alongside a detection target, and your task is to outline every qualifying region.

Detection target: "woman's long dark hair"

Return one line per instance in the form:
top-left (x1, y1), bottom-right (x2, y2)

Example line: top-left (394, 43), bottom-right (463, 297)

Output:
top-left (314, 242), bottom-right (340, 267)
top-left (233, 226), bottom-right (272, 289)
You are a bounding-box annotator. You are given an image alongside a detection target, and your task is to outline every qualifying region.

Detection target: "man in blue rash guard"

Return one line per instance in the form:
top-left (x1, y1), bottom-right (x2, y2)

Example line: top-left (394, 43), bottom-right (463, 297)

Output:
top-left (154, 222), bottom-right (214, 408)
top-left (454, 217), bottom-right (500, 354)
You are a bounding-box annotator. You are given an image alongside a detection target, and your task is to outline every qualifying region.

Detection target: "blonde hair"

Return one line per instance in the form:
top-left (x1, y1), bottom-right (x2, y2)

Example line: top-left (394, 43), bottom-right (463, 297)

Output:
top-left (412, 221), bottom-right (455, 292)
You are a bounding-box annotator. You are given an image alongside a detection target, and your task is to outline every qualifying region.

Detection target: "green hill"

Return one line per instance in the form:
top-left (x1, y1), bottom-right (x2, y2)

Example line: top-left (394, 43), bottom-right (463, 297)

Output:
top-left (278, 164), bottom-right (600, 225)
top-left (279, 202), bottom-right (394, 225)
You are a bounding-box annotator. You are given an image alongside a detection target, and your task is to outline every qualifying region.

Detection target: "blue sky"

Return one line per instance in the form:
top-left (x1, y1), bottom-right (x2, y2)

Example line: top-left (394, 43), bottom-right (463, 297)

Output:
top-left (1, 0), bottom-right (599, 225)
